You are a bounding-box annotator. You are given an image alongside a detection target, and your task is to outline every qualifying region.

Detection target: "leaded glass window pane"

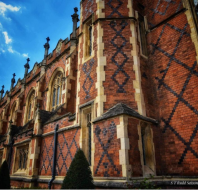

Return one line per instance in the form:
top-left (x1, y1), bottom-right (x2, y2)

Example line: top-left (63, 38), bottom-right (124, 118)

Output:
top-left (89, 26), bottom-right (92, 56)
top-left (52, 88), bottom-right (56, 107)
top-left (28, 103), bottom-right (31, 120)
top-left (18, 147), bottom-right (28, 170)
top-left (57, 86), bottom-right (60, 105)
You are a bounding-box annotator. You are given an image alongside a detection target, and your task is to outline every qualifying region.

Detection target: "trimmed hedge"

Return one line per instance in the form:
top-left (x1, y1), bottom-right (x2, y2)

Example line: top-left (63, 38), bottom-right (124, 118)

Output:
top-left (0, 160), bottom-right (10, 189)
top-left (61, 149), bottom-right (95, 189)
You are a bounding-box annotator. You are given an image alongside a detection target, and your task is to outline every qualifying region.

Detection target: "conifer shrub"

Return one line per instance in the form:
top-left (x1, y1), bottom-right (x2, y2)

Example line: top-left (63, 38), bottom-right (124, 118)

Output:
top-left (61, 149), bottom-right (95, 189)
top-left (0, 160), bottom-right (11, 189)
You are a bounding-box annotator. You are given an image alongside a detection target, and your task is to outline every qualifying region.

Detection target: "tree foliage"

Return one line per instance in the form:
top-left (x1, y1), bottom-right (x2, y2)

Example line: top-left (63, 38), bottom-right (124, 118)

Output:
top-left (61, 149), bottom-right (95, 189)
top-left (0, 160), bottom-right (11, 189)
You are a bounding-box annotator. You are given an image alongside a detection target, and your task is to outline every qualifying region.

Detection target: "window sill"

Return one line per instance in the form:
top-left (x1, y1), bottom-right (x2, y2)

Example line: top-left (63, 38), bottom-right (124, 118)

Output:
top-left (83, 55), bottom-right (94, 63)
top-left (13, 169), bottom-right (27, 176)
top-left (140, 53), bottom-right (148, 59)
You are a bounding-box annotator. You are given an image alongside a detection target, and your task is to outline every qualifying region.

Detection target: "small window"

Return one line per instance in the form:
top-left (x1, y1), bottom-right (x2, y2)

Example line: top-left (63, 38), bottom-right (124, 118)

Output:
top-left (139, 14), bottom-right (148, 56)
top-left (51, 72), bottom-right (63, 111)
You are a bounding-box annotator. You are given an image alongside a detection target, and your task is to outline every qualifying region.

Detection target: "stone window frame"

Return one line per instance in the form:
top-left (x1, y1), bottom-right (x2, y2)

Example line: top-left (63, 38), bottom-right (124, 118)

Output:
top-left (137, 13), bottom-right (148, 58)
top-left (83, 15), bottom-right (94, 62)
top-left (51, 72), bottom-right (63, 111)
top-left (46, 67), bottom-right (65, 112)
top-left (13, 143), bottom-right (30, 175)
top-left (23, 88), bottom-right (36, 125)
top-left (79, 101), bottom-right (95, 167)
top-left (138, 122), bottom-right (156, 177)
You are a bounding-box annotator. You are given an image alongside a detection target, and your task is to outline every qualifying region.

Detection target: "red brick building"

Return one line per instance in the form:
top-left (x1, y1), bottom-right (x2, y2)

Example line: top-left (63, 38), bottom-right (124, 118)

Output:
top-left (0, 0), bottom-right (198, 188)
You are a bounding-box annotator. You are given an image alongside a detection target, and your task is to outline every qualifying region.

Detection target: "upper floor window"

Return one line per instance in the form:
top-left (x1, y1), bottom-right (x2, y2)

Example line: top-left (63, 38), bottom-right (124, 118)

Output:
top-left (84, 18), bottom-right (93, 59)
top-left (139, 14), bottom-right (148, 56)
top-left (51, 72), bottom-right (63, 111)
top-left (26, 91), bottom-right (35, 123)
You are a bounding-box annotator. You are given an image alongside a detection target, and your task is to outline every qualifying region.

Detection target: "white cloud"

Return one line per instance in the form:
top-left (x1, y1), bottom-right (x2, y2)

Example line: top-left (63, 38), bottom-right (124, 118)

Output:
top-left (22, 53), bottom-right (28, 57)
top-left (8, 46), bottom-right (14, 53)
top-left (0, 23), bottom-right (2, 30)
top-left (0, 2), bottom-right (20, 18)
top-left (2, 31), bottom-right (12, 44)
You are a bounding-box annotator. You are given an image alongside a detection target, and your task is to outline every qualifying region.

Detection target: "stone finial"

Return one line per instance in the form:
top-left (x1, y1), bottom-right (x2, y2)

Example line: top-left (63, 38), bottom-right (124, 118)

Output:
top-left (44, 37), bottom-right (50, 60)
top-left (71, 7), bottom-right (79, 38)
top-left (0, 85), bottom-right (4, 100)
top-left (24, 58), bottom-right (30, 77)
top-left (10, 73), bottom-right (16, 90)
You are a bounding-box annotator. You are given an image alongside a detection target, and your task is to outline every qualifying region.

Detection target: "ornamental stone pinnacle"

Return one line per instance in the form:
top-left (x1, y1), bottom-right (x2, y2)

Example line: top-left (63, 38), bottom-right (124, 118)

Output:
top-left (44, 37), bottom-right (50, 60)
top-left (71, 7), bottom-right (79, 38)
top-left (24, 58), bottom-right (30, 77)
top-left (0, 85), bottom-right (4, 100)
top-left (10, 73), bottom-right (16, 90)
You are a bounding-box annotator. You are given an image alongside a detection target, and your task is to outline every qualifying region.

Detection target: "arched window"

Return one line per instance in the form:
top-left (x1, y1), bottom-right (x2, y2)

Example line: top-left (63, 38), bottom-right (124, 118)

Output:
top-left (26, 91), bottom-right (35, 123)
top-left (51, 72), bottom-right (63, 111)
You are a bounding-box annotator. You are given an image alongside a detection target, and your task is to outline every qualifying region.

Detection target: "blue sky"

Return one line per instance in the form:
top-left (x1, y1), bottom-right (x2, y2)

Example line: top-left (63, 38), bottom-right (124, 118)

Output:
top-left (0, 0), bottom-right (80, 94)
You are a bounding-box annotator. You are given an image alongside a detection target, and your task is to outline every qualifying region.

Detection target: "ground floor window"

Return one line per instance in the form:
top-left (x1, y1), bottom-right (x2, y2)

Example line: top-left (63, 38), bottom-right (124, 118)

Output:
top-left (14, 145), bottom-right (29, 173)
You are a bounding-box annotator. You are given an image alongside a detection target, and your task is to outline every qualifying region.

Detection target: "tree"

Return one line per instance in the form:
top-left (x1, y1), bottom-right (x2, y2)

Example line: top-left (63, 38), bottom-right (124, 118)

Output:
top-left (61, 149), bottom-right (95, 189)
top-left (0, 160), bottom-right (11, 189)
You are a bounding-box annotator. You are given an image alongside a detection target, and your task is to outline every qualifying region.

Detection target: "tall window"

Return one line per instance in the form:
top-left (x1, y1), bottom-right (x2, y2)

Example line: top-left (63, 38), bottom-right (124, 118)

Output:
top-left (141, 124), bottom-right (155, 175)
top-left (89, 25), bottom-right (92, 56)
top-left (87, 112), bottom-right (92, 165)
top-left (84, 18), bottom-right (93, 58)
top-left (139, 14), bottom-right (148, 56)
top-left (26, 92), bottom-right (35, 122)
top-left (51, 72), bottom-right (63, 111)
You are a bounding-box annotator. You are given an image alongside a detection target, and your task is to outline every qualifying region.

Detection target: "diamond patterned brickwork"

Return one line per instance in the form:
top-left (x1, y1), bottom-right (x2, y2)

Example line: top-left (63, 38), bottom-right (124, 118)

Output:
top-left (43, 117), bottom-right (74, 134)
top-left (56, 128), bottom-right (80, 176)
top-left (128, 118), bottom-right (143, 177)
top-left (78, 24), bottom-right (98, 106)
top-left (94, 118), bottom-right (122, 177)
top-left (145, 5), bottom-right (198, 175)
top-left (39, 135), bottom-right (54, 176)
top-left (146, 0), bottom-right (183, 28)
top-left (105, 0), bottom-right (130, 18)
top-left (82, 0), bottom-right (97, 22)
top-left (102, 19), bottom-right (137, 112)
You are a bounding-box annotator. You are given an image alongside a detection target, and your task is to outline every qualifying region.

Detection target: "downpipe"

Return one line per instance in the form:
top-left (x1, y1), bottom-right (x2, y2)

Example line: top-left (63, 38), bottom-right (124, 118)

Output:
top-left (48, 124), bottom-right (59, 189)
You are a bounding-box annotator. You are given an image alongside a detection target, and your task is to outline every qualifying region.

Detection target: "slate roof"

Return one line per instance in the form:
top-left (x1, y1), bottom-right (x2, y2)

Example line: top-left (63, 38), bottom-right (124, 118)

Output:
top-left (93, 103), bottom-right (158, 124)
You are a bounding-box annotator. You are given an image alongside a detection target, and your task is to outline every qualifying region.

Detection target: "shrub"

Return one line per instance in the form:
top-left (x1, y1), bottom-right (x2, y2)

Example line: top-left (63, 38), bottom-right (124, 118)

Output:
top-left (0, 160), bottom-right (10, 189)
top-left (61, 149), bottom-right (95, 189)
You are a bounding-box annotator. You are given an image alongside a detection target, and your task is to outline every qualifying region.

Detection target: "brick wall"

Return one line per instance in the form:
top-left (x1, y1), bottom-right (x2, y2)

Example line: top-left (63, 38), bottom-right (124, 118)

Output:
top-left (140, 0), bottom-right (198, 175)
top-left (39, 128), bottom-right (80, 176)
top-left (93, 118), bottom-right (122, 177)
